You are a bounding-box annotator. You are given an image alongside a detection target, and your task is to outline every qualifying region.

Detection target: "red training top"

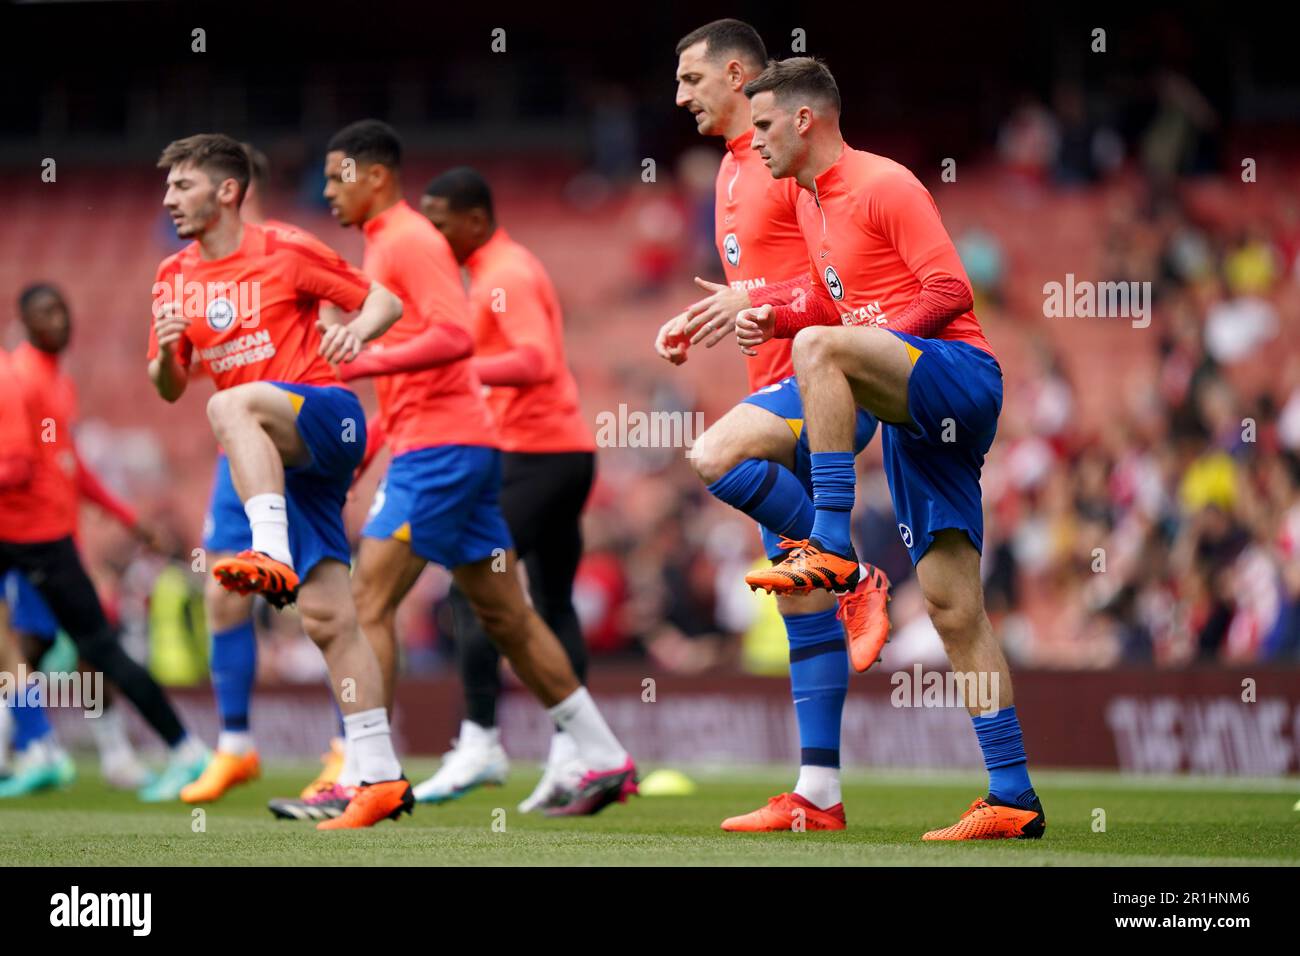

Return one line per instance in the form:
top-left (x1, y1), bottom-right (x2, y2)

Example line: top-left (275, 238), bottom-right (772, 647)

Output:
top-left (0, 343), bottom-right (138, 542)
top-left (767, 145), bottom-right (995, 359)
top-left (466, 228), bottom-right (594, 454)
top-left (359, 200), bottom-right (498, 455)
top-left (712, 129), bottom-right (808, 391)
top-left (148, 222), bottom-right (373, 389)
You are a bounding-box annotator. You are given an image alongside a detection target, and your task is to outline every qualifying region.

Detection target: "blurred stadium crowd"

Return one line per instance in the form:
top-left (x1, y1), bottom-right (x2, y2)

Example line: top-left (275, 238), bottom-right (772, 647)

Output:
top-left (4, 13), bottom-right (1299, 683)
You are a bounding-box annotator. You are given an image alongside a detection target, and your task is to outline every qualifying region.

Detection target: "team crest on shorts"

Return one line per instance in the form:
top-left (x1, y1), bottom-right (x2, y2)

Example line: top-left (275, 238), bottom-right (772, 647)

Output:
top-left (898, 523), bottom-right (914, 548)
top-left (824, 265), bottom-right (844, 300)
top-left (205, 296), bottom-right (238, 331)
top-left (723, 233), bottom-right (740, 266)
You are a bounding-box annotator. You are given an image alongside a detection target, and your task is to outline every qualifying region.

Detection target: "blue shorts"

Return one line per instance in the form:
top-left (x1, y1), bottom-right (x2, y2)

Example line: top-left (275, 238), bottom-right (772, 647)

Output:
top-left (742, 375), bottom-right (878, 558)
top-left (362, 444), bottom-right (514, 569)
top-left (3, 571), bottom-right (58, 642)
top-left (882, 332), bottom-right (1002, 565)
top-left (202, 382), bottom-right (365, 579)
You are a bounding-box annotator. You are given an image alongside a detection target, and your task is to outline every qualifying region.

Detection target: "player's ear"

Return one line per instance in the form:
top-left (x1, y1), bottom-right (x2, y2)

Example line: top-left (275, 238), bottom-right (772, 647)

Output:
top-left (218, 176), bottom-right (241, 206)
top-left (795, 105), bottom-right (814, 135)
top-left (725, 58), bottom-right (745, 91)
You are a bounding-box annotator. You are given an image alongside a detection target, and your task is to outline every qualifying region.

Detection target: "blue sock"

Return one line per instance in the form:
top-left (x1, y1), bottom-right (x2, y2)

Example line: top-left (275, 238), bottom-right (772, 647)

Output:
top-left (210, 621), bottom-right (256, 733)
top-left (707, 458), bottom-right (814, 550)
top-left (11, 680), bottom-right (54, 751)
top-left (809, 451), bottom-right (856, 555)
top-left (784, 607), bottom-right (848, 768)
top-left (972, 705), bottom-right (1036, 806)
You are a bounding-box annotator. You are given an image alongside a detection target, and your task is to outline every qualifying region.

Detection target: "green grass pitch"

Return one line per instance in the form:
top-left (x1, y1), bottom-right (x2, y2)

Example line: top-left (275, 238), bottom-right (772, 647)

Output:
top-left (1, 761), bottom-right (1296, 866)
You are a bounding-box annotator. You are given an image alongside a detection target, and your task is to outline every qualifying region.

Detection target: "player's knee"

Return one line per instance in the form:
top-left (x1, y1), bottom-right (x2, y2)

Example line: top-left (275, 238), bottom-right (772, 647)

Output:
top-left (468, 594), bottom-right (529, 645)
top-left (791, 325), bottom-right (836, 371)
top-left (352, 578), bottom-right (395, 631)
top-left (690, 425), bottom-right (743, 484)
top-left (923, 590), bottom-right (985, 646)
top-left (205, 388), bottom-right (249, 438)
top-left (297, 594), bottom-right (357, 649)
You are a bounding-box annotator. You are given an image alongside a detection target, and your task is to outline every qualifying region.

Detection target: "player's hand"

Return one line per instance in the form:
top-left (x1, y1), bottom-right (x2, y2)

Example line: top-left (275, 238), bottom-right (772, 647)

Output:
top-left (317, 302), bottom-right (346, 328)
top-left (317, 318), bottom-right (363, 364)
top-left (683, 277), bottom-right (751, 348)
top-left (735, 304), bottom-right (775, 356)
top-left (152, 301), bottom-right (190, 357)
top-left (654, 312), bottom-right (690, 366)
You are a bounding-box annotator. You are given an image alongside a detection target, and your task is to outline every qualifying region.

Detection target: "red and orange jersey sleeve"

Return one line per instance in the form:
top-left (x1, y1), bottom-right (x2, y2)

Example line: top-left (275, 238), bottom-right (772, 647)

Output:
top-left (147, 255), bottom-right (193, 367)
top-left (865, 172), bottom-right (972, 291)
top-left (486, 263), bottom-right (557, 380)
top-left (275, 230), bottom-right (372, 313)
top-left (0, 352), bottom-right (35, 470)
top-left (387, 226), bottom-right (471, 331)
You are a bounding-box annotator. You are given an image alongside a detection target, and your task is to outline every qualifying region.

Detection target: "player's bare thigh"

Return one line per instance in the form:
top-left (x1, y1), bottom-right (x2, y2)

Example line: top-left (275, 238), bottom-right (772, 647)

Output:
top-left (689, 401), bottom-right (799, 485)
top-left (206, 382), bottom-right (311, 468)
top-left (792, 326), bottom-right (914, 426)
top-left (352, 535), bottom-right (427, 624)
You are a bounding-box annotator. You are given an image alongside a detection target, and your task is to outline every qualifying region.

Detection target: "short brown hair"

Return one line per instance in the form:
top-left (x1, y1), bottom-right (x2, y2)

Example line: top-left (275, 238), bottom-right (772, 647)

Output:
top-left (743, 57), bottom-right (841, 114)
top-left (675, 18), bottom-right (767, 71)
top-left (157, 133), bottom-right (252, 205)
top-left (242, 142), bottom-right (270, 196)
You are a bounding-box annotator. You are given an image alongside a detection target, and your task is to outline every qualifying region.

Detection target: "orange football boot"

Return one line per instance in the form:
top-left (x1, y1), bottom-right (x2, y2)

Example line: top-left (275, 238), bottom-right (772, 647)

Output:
top-left (316, 777), bottom-right (414, 831)
top-left (745, 538), bottom-right (860, 595)
top-left (180, 750), bottom-right (261, 804)
top-left (837, 563), bottom-right (892, 673)
top-left (721, 792), bottom-right (846, 832)
top-left (212, 550), bottom-right (300, 609)
top-left (922, 795), bottom-right (1046, 841)
top-left (299, 737), bottom-right (346, 800)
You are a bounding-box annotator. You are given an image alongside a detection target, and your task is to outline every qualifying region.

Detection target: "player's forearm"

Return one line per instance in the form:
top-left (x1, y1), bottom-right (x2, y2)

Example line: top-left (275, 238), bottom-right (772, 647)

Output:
top-left (337, 322), bottom-right (473, 381)
top-left (888, 276), bottom-right (974, 339)
top-left (748, 276), bottom-right (808, 309)
top-left (772, 291), bottom-right (841, 338)
top-left (346, 282), bottom-right (404, 344)
top-left (472, 344), bottom-right (550, 387)
top-left (148, 355), bottom-right (189, 403)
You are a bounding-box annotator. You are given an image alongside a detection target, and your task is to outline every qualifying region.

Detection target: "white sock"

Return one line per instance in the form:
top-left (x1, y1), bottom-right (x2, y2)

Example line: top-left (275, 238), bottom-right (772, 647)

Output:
top-left (794, 765), bottom-right (842, 809)
top-left (457, 719), bottom-right (499, 748)
top-left (90, 707), bottom-right (135, 763)
top-left (216, 730), bottom-right (254, 756)
top-left (244, 493), bottom-right (293, 568)
top-left (546, 687), bottom-right (626, 771)
top-left (343, 708), bottom-right (401, 784)
top-left (26, 737), bottom-right (57, 765)
top-left (545, 730), bottom-right (578, 771)
top-left (170, 734), bottom-right (207, 763)
top-left (336, 738), bottom-right (360, 789)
